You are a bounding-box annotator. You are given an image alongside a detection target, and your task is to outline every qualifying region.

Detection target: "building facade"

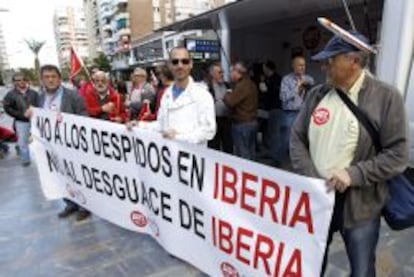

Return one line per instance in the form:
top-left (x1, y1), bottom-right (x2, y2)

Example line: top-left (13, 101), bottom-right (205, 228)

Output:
top-left (0, 23), bottom-right (9, 71)
top-left (53, 6), bottom-right (89, 68)
top-left (83, 0), bottom-right (101, 60)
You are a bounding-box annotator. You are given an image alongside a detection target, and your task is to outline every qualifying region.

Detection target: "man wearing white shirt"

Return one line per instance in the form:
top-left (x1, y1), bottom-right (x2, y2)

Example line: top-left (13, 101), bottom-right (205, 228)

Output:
top-left (137, 47), bottom-right (216, 145)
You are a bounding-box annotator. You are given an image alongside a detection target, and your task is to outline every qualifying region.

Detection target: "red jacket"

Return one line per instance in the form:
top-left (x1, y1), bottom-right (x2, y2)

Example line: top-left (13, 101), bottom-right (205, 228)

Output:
top-left (83, 86), bottom-right (128, 123)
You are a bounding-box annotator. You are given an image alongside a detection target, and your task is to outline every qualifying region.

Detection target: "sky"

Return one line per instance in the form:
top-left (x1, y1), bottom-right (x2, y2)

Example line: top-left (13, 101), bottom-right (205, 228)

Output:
top-left (0, 0), bottom-right (82, 69)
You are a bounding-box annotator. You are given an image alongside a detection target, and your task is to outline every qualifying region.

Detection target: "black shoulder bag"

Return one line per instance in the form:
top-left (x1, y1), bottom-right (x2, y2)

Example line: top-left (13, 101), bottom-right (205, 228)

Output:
top-left (336, 88), bottom-right (414, 230)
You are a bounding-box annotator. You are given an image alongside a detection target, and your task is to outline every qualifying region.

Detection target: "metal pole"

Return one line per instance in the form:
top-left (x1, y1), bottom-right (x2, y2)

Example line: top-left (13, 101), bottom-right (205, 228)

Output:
top-left (341, 0), bottom-right (356, 31)
top-left (218, 10), bottom-right (230, 82)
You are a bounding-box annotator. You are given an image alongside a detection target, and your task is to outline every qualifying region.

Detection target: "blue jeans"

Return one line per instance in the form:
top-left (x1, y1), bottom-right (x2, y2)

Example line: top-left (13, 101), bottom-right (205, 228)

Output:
top-left (15, 120), bottom-right (31, 163)
top-left (321, 195), bottom-right (380, 276)
top-left (232, 121), bottom-right (258, 160)
top-left (267, 109), bottom-right (283, 162)
top-left (278, 110), bottom-right (299, 162)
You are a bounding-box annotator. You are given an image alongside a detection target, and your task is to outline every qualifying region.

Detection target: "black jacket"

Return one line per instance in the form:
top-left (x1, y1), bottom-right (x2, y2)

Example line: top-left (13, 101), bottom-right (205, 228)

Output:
top-left (3, 88), bottom-right (39, 122)
top-left (264, 72), bottom-right (282, 110)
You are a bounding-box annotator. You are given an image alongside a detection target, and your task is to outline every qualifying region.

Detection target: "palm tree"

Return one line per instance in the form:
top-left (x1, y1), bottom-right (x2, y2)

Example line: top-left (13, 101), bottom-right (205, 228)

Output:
top-left (24, 39), bottom-right (45, 81)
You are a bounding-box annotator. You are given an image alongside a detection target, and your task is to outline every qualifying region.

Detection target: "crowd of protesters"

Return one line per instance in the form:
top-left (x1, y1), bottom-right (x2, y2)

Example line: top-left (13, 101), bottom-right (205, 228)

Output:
top-left (0, 32), bottom-right (410, 276)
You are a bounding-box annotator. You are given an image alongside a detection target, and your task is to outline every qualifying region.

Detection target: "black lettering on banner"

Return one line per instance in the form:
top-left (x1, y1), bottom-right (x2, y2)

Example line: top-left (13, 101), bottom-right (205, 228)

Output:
top-left (125, 177), bottom-right (139, 203)
top-left (178, 151), bottom-right (189, 186)
top-left (177, 151), bottom-right (205, 192)
top-left (121, 135), bottom-right (132, 163)
top-left (111, 133), bottom-right (121, 161)
top-left (191, 156), bottom-right (205, 192)
top-left (80, 126), bottom-right (88, 153)
top-left (91, 167), bottom-right (104, 194)
top-left (63, 159), bottom-right (81, 185)
top-left (160, 192), bottom-right (172, 223)
top-left (102, 170), bottom-right (113, 196)
top-left (45, 150), bottom-right (64, 175)
top-left (161, 146), bottom-right (172, 177)
top-left (149, 187), bottom-right (159, 215)
top-left (91, 129), bottom-right (101, 155)
top-left (134, 138), bottom-right (146, 166)
top-left (81, 164), bottom-right (93, 189)
top-left (64, 123), bottom-right (72, 149)
top-left (148, 142), bottom-right (160, 173)
top-left (100, 131), bottom-right (112, 159)
top-left (54, 121), bottom-right (62, 145)
top-left (37, 117), bottom-right (52, 141)
top-left (70, 124), bottom-right (81, 150)
top-left (178, 199), bottom-right (205, 239)
top-left (113, 174), bottom-right (126, 199)
top-left (140, 181), bottom-right (149, 207)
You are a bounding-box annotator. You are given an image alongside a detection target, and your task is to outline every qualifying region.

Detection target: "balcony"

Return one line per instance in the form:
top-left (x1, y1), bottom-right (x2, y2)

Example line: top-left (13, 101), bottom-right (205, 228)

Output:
top-left (100, 8), bottom-right (112, 20)
top-left (102, 24), bottom-right (112, 32)
top-left (114, 12), bottom-right (129, 22)
top-left (112, 0), bottom-right (127, 15)
top-left (114, 28), bottom-right (131, 41)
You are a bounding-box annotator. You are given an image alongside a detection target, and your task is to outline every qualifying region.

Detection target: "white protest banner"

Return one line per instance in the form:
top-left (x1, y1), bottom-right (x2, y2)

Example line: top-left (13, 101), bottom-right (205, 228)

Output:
top-left (30, 108), bottom-right (334, 277)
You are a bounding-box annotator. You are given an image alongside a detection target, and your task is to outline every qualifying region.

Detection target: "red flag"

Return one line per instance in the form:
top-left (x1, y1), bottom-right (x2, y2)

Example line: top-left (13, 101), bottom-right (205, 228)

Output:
top-left (70, 46), bottom-right (82, 82)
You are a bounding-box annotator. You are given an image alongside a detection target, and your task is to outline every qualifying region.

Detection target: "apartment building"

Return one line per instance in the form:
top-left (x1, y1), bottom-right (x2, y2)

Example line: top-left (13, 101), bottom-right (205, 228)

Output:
top-left (53, 6), bottom-right (89, 68)
top-left (83, 0), bottom-right (101, 60)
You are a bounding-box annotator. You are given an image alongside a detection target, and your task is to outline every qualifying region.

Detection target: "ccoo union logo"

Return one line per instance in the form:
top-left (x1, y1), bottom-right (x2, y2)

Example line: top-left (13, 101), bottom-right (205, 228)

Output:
top-left (312, 107), bottom-right (330, 126)
top-left (130, 211), bottom-right (148, 227)
top-left (220, 262), bottom-right (239, 277)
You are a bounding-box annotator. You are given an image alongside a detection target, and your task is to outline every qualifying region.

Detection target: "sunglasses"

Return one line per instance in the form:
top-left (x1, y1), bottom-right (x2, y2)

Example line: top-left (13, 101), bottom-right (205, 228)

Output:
top-left (171, 58), bottom-right (191, 66)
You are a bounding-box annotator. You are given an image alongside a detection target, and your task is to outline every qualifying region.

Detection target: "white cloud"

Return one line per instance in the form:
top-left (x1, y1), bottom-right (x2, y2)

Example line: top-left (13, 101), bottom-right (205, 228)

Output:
top-left (0, 0), bottom-right (82, 69)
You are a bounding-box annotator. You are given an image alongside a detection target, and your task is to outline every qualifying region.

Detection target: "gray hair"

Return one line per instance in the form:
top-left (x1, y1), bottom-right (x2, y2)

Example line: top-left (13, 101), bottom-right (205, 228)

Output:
top-left (92, 70), bottom-right (109, 80)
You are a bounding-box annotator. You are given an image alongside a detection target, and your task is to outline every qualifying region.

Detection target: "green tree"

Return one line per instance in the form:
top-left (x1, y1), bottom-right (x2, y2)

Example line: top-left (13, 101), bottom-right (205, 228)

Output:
top-left (93, 52), bottom-right (111, 72)
top-left (18, 68), bottom-right (37, 83)
top-left (24, 39), bottom-right (46, 82)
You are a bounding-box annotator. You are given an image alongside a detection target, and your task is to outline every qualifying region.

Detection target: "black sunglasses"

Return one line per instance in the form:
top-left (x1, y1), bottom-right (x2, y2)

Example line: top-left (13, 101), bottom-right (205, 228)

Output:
top-left (171, 58), bottom-right (191, 66)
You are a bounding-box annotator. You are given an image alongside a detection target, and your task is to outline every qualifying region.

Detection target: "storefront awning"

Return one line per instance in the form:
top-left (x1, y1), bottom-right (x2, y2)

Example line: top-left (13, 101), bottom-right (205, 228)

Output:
top-left (157, 0), bottom-right (365, 32)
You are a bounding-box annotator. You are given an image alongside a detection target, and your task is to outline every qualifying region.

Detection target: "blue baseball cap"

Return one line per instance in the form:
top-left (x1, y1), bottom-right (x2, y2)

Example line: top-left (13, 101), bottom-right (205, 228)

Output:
top-left (312, 31), bottom-right (369, 61)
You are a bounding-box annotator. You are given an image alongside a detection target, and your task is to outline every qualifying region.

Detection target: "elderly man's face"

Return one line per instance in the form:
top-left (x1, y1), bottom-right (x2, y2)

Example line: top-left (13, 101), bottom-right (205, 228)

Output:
top-left (292, 57), bottom-right (306, 76)
top-left (323, 53), bottom-right (355, 86)
top-left (211, 66), bottom-right (224, 83)
top-left (93, 75), bottom-right (109, 94)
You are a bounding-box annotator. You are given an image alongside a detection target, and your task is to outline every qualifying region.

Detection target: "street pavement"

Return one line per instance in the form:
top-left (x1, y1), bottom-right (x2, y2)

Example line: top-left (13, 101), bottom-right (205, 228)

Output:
top-left (0, 87), bottom-right (414, 276)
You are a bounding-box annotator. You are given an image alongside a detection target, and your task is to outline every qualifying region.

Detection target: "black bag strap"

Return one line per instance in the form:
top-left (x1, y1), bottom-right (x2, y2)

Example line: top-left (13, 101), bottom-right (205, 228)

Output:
top-left (335, 88), bottom-right (382, 152)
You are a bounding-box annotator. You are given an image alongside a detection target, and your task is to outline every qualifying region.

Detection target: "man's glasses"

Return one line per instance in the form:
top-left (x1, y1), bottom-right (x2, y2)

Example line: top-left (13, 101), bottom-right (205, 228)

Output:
top-left (171, 58), bottom-right (191, 66)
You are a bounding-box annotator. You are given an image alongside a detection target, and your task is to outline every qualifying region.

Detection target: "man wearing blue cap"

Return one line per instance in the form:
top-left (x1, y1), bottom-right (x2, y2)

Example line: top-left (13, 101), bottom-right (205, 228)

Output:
top-left (290, 31), bottom-right (409, 276)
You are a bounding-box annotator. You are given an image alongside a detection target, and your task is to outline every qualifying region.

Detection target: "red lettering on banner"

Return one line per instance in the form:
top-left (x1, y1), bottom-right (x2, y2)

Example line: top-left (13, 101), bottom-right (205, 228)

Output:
top-left (214, 163), bottom-right (314, 234)
top-left (259, 178), bottom-right (280, 222)
top-left (236, 227), bottom-right (253, 265)
top-left (221, 165), bottom-right (237, 204)
top-left (241, 173), bottom-right (257, 213)
top-left (283, 249), bottom-right (302, 277)
top-left (253, 233), bottom-right (275, 275)
top-left (218, 218), bottom-right (234, 254)
top-left (289, 193), bottom-right (314, 234)
top-left (214, 163), bottom-right (219, 199)
top-left (213, 217), bottom-right (303, 277)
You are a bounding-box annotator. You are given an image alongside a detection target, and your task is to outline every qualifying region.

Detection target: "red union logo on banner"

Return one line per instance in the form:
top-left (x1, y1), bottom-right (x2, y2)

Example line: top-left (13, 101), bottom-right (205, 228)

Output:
top-left (130, 211), bottom-right (148, 227)
top-left (220, 262), bottom-right (239, 277)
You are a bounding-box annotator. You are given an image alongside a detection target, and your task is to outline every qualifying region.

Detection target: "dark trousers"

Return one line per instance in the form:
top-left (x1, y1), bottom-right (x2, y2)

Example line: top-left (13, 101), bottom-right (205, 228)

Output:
top-left (208, 116), bottom-right (233, 154)
top-left (321, 194), bottom-right (380, 277)
top-left (232, 121), bottom-right (258, 160)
